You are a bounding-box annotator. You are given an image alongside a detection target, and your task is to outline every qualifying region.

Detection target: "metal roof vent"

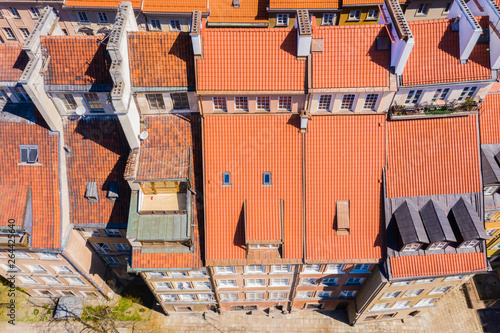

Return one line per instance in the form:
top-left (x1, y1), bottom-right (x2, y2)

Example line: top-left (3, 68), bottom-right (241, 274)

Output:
top-left (233, 0), bottom-right (240, 8)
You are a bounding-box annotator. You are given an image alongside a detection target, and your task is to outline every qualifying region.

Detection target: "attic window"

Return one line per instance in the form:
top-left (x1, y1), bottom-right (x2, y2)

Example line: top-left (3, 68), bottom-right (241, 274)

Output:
top-left (107, 182), bottom-right (119, 201)
top-left (402, 243), bottom-right (422, 251)
top-left (20, 145), bottom-right (38, 164)
top-left (335, 200), bottom-right (350, 235)
top-left (85, 182), bottom-right (99, 202)
top-left (276, 14), bottom-right (289, 26)
top-left (222, 172), bottom-right (231, 186)
top-left (484, 186), bottom-right (499, 196)
top-left (262, 172), bottom-right (272, 186)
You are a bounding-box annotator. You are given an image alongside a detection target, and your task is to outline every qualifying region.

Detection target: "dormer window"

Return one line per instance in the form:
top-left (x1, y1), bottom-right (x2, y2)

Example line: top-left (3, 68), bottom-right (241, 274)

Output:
top-left (417, 3), bottom-right (430, 16)
top-left (222, 172), bottom-right (231, 186)
top-left (107, 182), bottom-right (119, 201)
top-left (20, 145), bottom-right (38, 164)
top-left (276, 14), bottom-right (289, 26)
top-left (322, 13), bottom-right (335, 26)
top-left (85, 182), bottom-right (99, 202)
top-left (349, 10), bottom-right (361, 21)
top-left (248, 244), bottom-right (279, 249)
top-left (427, 241), bottom-right (448, 250)
top-left (262, 172), bottom-right (272, 186)
top-left (484, 186), bottom-right (499, 196)
top-left (460, 240), bottom-right (480, 248)
top-left (402, 243), bottom-right (422, 251)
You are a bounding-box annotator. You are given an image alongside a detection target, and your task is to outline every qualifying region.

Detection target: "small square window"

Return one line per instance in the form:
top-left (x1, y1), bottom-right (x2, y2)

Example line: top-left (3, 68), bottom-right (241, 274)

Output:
top-left (222, 172), bottom-right (231, 186)
top-left (276, 14), bottom-right (289, 26)
top-left (3, 28), bottom-right (15, 40)
top-left (20, 145), bottom-right (38, 164)
top-left (149, 19), bottom-right (162, 31)
top-left (235, 97), bottom-right (248, 111)
top-left (29, 7), bottom-right (40, 18)
top-left (256, 97), bottom-right (270, 111)
top-left (262, 172), bottom-right (272, 186)
top-left (169, 20), bottom-right (181, 31)
top-left (341, 94), bottom-right (355, 110)
top-left (171, 93), bottom-right (189, 109)
top-left (349, 10), bottom-right (361, 20)
top-left (77, 12), bottom-right (89, 23)
top-left (417, 3), bottom-right (430, 15)
top-left (363, 94), bottom-right (379, 110)
top-left (98, 12), bottom-right (108, 23)
top-left (213, 97), bottom-right (227, 111)
top-left (322, 13), bottom-right (335, 25)
top-left (318, 95), bottom-right (332, 111)
top-left (278, 96), bottom-right (292, 111)
top-left (9, 7), bottom-right (20, 18)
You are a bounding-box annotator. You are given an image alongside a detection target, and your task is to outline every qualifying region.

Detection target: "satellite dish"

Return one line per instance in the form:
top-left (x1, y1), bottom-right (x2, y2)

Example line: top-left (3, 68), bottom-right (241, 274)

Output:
top-left (139, 131), bottom-right (149, 140)
top-left (75, 106), bottom-right (86, 116)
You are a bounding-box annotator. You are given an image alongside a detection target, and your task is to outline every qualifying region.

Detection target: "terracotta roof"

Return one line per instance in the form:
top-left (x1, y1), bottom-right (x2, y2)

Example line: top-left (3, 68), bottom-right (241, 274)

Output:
top-left (386, 116), bottom-right (481, 198)
top-left (342, 0), bottom-right (406, 4)
top-left (311, 25), bottom-right (390, 89)
top-left (0, 43), bottom-right (29, 83)
top-left (246, 199), bottom-right (282, 243)
top-left (41, 36), bottom-right (112, 87)
top-left (64, 0), bottom-right (141, 8)
top-left (479, 94), bottom-right (500, 144)
top-left (204, 115), bottom-right (303, 262)
top-left (136, 147), bottom-right (191, 181)
top-left (389, 252), bottom-right (487, 278)
top-left (402, 18), bottom-right (491, 86)
top-left (197, 28), bottom-right (306, 92)
top-left (0, 110), bottom-right (61, 249)
top-left (0, 185), bottom-right (30, 228)
top-left (130, 114), bottom-right (204, 269)
top-left (305, 115), bottom-right (386, 261)
top-left (269, 0), bottom-right (340, 9)
top-left (128, 32), bottom-right (195, 88)
top-left (63, 118), bottom-right (131, 226)
top-left (209, 0), bottom-right (268, 24)
top-left (142, 0), bottom-right (207, 12)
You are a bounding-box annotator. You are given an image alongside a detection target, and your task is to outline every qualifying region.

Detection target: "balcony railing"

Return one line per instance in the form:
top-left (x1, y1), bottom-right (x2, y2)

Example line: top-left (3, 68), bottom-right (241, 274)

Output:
top-left (390, 98), bottom-right (481, 119)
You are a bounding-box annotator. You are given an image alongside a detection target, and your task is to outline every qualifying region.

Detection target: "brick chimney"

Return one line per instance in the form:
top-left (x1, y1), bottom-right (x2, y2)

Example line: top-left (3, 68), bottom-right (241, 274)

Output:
top-left (296, 9), bottom-right (312, 59)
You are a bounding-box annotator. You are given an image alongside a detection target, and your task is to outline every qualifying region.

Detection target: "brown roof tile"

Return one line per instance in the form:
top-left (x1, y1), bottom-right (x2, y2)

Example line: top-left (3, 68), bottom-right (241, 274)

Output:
top-left (65, 0), bottom-right (141, 8)
top-left (269, 0), bottom-right (340, 9)
top-left (0, 43), bottom-right (29, 83)
top-left (142, 0), bottom-right (207, 12)
top-left (479, 94), bottom-right (500, 144)
top-left (209, 0), bottom-right (268, 24)
top-left (136, 147), bottom-right (191, 181)
top-left (0, 185), bottom-right (30, 228)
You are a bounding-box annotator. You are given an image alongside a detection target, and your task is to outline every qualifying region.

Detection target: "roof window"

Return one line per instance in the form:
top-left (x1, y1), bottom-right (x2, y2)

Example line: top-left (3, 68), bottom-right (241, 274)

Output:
top-left (20, 145), bottom-right (38, 164)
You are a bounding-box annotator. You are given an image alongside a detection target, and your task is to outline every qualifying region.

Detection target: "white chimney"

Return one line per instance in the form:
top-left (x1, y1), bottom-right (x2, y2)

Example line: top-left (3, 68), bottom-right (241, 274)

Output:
top-left (296, 9), bottom-right (312, 59)
top-left (447, 0), bottom-right (482, 64)
top-left (191, 11), bottom-right (202, 58)
top-left (23, 6), bottom-right (61, 60)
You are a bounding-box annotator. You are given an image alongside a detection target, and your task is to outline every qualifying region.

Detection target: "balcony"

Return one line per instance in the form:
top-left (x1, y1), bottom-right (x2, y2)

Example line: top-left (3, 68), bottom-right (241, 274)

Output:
top-left (390, 98), bottom-right (481, 119)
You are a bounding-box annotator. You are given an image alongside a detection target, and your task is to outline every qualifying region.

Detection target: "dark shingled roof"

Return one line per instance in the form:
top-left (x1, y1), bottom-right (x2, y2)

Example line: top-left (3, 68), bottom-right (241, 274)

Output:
top-left (394, 200), bottom-right (429, 245)
top-left (419, 200), bottom-right (456, 243)
top-left (451, 198), bottom-right (488, 241)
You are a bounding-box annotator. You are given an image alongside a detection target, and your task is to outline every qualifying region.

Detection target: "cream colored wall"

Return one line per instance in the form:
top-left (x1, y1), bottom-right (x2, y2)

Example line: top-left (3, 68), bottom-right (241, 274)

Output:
top-left (309, 92), bottom-right (394, 114)
top-left (136, 92), bottom-right (199, 114)
top-left (51, 92), bottom-right (115, 115)
top-left (395, 83), bottom-right (493, 106)
top-left (404, 0), bottom-right (453, 22)
top-left (139, 15), bottom-right (191, 32)
top-left (201, 94), bottom-right (306, 114)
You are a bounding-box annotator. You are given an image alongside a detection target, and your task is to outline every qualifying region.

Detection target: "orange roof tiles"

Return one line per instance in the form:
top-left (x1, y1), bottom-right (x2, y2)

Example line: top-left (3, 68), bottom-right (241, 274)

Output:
top-left (143, 0), bottom-right (207, 12)
top-left (136, 147), bottom-right (190, 181)
top-left (246, 199), bottom-right (282, 242)
top-left (197, 28), bottom-right (306, 92)
top-left (0, 185), bottom-right (30, 228)
top-left (64, 0), bottom-right (141, 8)
top-left (128, 32), bottom-right (195, 88)
top-left (390, 252), bottom-right (487, 278)
top-left (204, 115), bottom-right (303, 262)
top-left (342, 0), bottom-right (406, 4)
top-left (312, 25), bottom-right (390, 89)
top-left (479, 94), bottom-right (500, 144)
top-left (386, 116), bottom-right (482, 198)
top-left (0, 43), bottom-right (29, 83)
top-left (402, 18), bottom-right (491, 86)
top-left (0, 110), bottom-right (61, 249)
top-left (306, 115), bottom-right (386, 261)
top-left (269, 0), bottom-right (340, 9)
top-left (64, 118), bottom-right (131, 226)
top-left (41, 36), bottom-right (112, 87)
top-left (209, 0), bottom-right (268, 24)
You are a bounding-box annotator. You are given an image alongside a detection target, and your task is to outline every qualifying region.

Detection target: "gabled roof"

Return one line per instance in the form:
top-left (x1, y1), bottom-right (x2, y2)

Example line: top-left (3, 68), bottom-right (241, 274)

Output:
top-left (41, 36), bottom-right (112, 88)
top-left (64, 0), bottom-right (141, 8)
top-left (209, 0), bottom-right (268, 24)
top-left (0, 109), bottom-right (61, 249)
top-left (63, 117), bottom-right (130, 227)
top-left (306, 115), bottom-right (386, 261)
top-left (311, 25), bottom-right (390, 89)
top-left (136, 147), bottom-right (191, 181)
top-left (401, 18), bottom-right (491, 86)
top-left (0, 185), bottom-right (30, 229)
top-left (197, 28), bottom-right (306, 92)
top-left (204, 115), bottom-right (303, 263)
top-left (269, 0), bottom-right (340, 9)
top-left (386, 116), bottom-right (481, 198)
top-left (420, 200), bottom-right (456, 243)
top-left (393, 200), bottom-right (429, 245)
top-left (479, 94), bottom-right (500, 144)
top-left (128, 32), bottom-right (195, 88)
top-left (451, 197), bottom-right (489, 240)
top-left (0, 43), bottom-right (29, 83)
top-left (142, 0), bottom-right (207, 12)
top-left (481, 144), bottom-right (500, 185)
top-left (389, 252), bottom-right (487, 278)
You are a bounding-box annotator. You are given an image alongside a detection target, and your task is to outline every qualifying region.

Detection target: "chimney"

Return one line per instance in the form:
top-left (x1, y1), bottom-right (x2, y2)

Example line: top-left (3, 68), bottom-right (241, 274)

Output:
top-left (447, 0), bottom-right (482, 63)
top-left (23, 7), bottom-right (62, 59)
top-left (296, 9), bottom-right (312, 59)
top-left (191, 11), bottom-right (202, 58)
top-left (381, 0), bottom-right (414, 75)
top-left (233, 0), bottom-right (240, 8)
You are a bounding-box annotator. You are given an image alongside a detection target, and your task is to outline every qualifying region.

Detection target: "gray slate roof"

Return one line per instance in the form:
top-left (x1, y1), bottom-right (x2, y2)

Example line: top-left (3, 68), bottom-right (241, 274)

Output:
top-left (419, 200), bottom-right (456, 243)
top-left (394, 200), bottom-right (429, 245)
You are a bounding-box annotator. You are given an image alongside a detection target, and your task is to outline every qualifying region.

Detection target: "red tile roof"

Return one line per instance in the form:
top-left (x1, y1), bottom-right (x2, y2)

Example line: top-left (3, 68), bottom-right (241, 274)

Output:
top-left (64, 0), bottom-right (141, 8)
top-left (204, 115), bottom-right (303, 262)
top-left (402, 18), bottom-right (491, 86)
top-left (209, 0), bottom-right (268, 24)
top-left (0, 185), bottom-right (30, 228)
top-left (197, 28), bottom-right (306, 92)
top-left (246, 199), bottom-right (282, 243)
top-left (305, 115), bottom-right (386, 261)
top-left (128, 32), bottom-right (195, 88)
top-left (63, 118), bottom-right (131, 226)
top-left (41, 36), bottom-right (112, 87)
top-left (390, 252), bottom-right (487, 278)
top-left (0, 111), bottom-right (61, 249)
top-left (0, 43), bottom-right (29, 83)
top-left (342, 0), bottom-right (406, 4)
top-left (136, 147), bottom-right (191, 181)
top-left (269, 0), bottom-right (340, 9)
top-left (311, 25), bottom-right (390, 89)
top-left (142, 0), bottom-right (207, 12)
top-left (386, 116), bottom-right (481, 198)
top-left (479, 94), bottom-right (500, 144)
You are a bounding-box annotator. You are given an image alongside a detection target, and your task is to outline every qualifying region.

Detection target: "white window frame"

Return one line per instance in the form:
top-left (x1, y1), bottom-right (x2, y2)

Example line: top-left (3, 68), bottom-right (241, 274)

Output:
top-left (460, 240), bottom-right (480, 248)
top-left (65, 277), bottom-right (86, 286)
top-left (270, 278), bottom-right (289, 286)
top-left (3, 28), bottom-right (16, 40)
top-left (17, 275), bottom-right (38, 284)
top-left (339, 290), bottom-right (356, 298)
top-left (403, 289), bottom-right (424, 298)
top-left (304, 264), bottom-right (321, 273)
top-left (272, 265), bottom-right (289, 273)
top-left (245, 279), bottom-right (265, 287)
top-left (381, 291), bottom-right (400, 299)
top-left (245, 265), bottom-right (264, 274)
top-left (278, 96), bottom-right (292, 111)
top-left (41, 276), bottom-right (62, 285)
top-left (9, 7), bottom-right (20, 18)
top-left (429, 286), bottom-right (450, 295)
top-left (155, 282), bottom-right (172, 289)
top-left (0, 264), bottom-right (21, 272)
top-left (392, 281), bottom-right (411, 286)
top-left (194, 281), bottom-right (211, 290)
top-left (349, 10), bottom-right (361, 21)
top-left (351, 264), bottom-right (371, 273)
top-left (340, 94), bottom-right (356, 110)
top-left (428, 242), bottom-right (448, 250)
top-left (218, 279), bottom-right (237, 288)
top-left (197, 293), bottom-right (214, 301)
top-left (94, 242), bottom-right (111, 254)
top-left (318, 95), bottom-right (332, 111)
top-left (77, 11), bottom-right (89, 23)
top-left (270, 292), bottom-right (287, 300)
top-left (26, 264), bottom-right (47, 273)
top-left (20, 28), bottom-right (30, 39)
top-left (367, 9), bottom-right (379, 20)
top-left (363, 94), bottom-right (379, 110)
top-left (213, 97), bottom-right (227, 111)
top-left (296, 291), bottom-right (313, 299)
top-left (276, 14), bottom-right (289, 26)
top-left (300, 278), bottom-right (317, 286)
top-left (321, 278), bottom-right (338, 286)
top-left (190, 270), bottom-right (207, 277)
top-left (444, 275), bottom-right (464, 281)
top-left (431, 88), bottom-right (450, 103)
top-left (392, 301), bottom-right (411, 309)
top-left (417, 3), bottom-right (430, 16)
top-left (178, 294), bottom-right (196, 301)
top-left (322, 13), bottom-right (335, 26)
top-left (220, 293), bottom-right (238, 301)
top-left (325, 264), bottom-right (344, 274)
top-left (149, 19), bottom-right (162, 31)
top-left (52, 265), bottom-right (73, 274)
top-left (370, 303), bottom-right (389, 312)
top-left (234, 96), bottom-right (249, 111)
top-left (169, 19), bottom-right (181, 31)
top-left (415, 278), bottom-right (435, 284)
top-left (256, 96), bottom-right (270, 111)
top-left (98, 12), bottom-right (108, 23)
top-left (246, 292), bottom-right (264, 301)
top-left (160, 294), bottom-right (177, 302)
top-left (38, 252), bottom-right (59, 260)
top-left (222, 172), bottom-right (231, 186)
top-left (14, 251), bottom-right (32, 259)
top-left (170, 271), bottom-right (188, 278)
top-left (415, 298), bottom-right (436, 307)
top-left (457, 87), bottom-right (477, 102)
top-left (402, 243), bottom-right (422, 252)
top-left (404, 90), bottom-right (423, 105)
top-left (484, 186), bottom-right (499, 196)
top-left (214, 266), bottom-right (234, 274)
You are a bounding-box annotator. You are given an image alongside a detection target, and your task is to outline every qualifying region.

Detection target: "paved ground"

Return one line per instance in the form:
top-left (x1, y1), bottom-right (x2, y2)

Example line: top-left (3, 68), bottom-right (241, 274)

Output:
top-left (0, 287), bottom-right (487, 333)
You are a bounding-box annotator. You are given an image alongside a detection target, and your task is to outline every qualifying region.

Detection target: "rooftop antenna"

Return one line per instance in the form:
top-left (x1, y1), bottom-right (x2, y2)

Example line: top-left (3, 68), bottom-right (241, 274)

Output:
top-left (139, 131), bottom-right (149, 140)
top-left (75, 106), bottom-right (86, 119)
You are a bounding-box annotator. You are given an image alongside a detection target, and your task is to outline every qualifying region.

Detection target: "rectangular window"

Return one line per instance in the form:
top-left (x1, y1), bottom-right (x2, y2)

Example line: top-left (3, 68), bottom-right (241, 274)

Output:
top-left (321, 278), bottom-right (338, 286)
top-left (325, 264), bottom-right (344, 274)
top-left (235, 97), bottom-right (248, 111)
top-left (460, 240), bottom-right (480, 248)
top-left (381, 291), bottom-right (401, 299)
top-left (59, 94), bottom-right (78, 110)
top-left (304, 264), bottom-right (321, 273)
top-left (12, 86), bottom-right (30, 101)
top-left (457, 87), bottom-right (478, 101)
top-left (26, 264), bottom-right (47, 273)
top-left (0, 87), bottom-right (10, 102)
top-left (160, 294), bottom-right (176, 302)
top-left (272, 265), bottom-right (289, 273)
top-left (220, 293), bottom-right (238, 301)
top-left (246, 292), bottom-right (264, 301)
top-left (352, 264), bottom-right (371, 273)
top-left (403, 243), bottom-right (421, 251)
top-left (296, 291), bottom-right (313, 299)
top-left (363, 94), bottom-right (379, 110)
top-left (38, 252), bottom-right (58, 260)
top-left (104, 256), bottom-right (120, 265)
top-left (270, 292), bottom-right (287, 300)
top-left (41, 276), bottom-right (62, 285)
top-left (300, 278), bottom-right (317, 286)
top-left (349, 10), bottom-right (361, 20)
top-left (367, 9), bottom-right (379, 19)
top-left (218, 279), bottom-right (237, 288)
top-left (276, 14), bottom-right (289, 26)
top-left (339, 290), bottom-right (356, 298)
top-left (317, 291), bottom-right (332, 299)
top-left (417, 3), bottom-right (430, 15)
top-left (443, 2), bottom-right (452, 14)
top-left (3, 28), bottom-right (15, 40)
top-left (35, 289), bottom-right (55, 296)
top-left (403, 289), bottom-right (424, 297)
top-left (9, 7), bottom-right (20, 18)
top-left (404, 90), bottom-right (423, 105)
top-left (0, 264), bottom-right (21, 272)
top-left (83, 93), bottom-right (104, 112)
top-left (14, 251), bottom-right (32, 259)
top-left (146, 94), bottom-right (165, 110)
top-left (431, 88), bottom-right (450, 103)
top-left (66, 277), bottom-right (85, 286)
top-left (174, 282), bottom-right (192, 290)
top-left (245, 265), bottom-right (264, 274)
top-left (345, 278), bottom-right (364, 286)
top-left (17, 275), bottom-right (38, 284)
top-left (213, 97), bottom-right (227, 111)
top-left (429, 286), bottom-right (451, 295)
top-left (245, 279), bottom-right (265, 287)
top-left (179, 294), bottom-right (196, 301)
top-left (197, 293), bottom-right (214, 301)
top-left (53, 265), bottom-right (73, 274)
top-left (392, 281), bottom-right (411, 286)
top-left (484, 186), bottom-right (499, 196)
top-left (262, 172), bottom-right (272, 186)
top-left (95, 242), bottom-right (111, 254)
top-left (428, 242), bottom-right (448, 250)
top-left (249, 244), bottom-right (279, 249)
top-left (256, 96), bottom-right (270, 111)
top-left (77, 12), bottom-right (89, 22)
top-left (318, 95), bottom-right (332, 111)
top-left (190, 270), bottom-right (207, 277)
top-left (170, 271), bottom-right (188, 277)
top-left (155, 282), bottom-right (172, 289)
top-left (215, 266), bottom-right (234, 274)
top-left (444, 275), bottom-right (464, 281)
top-left (171, 93), bottom-right (189, 109)
top-left (20, 145), bottom-right (38, 164)
top-left (278, 96), bottom-right (292, 111)
top-left (322, 13), bottom-right (335, 25)
top-left (271, 278), bottom-right (289, 286)
top-left (169, 19), bottom-right (181, 31)
top-left (370, 303), bottom-right (389, 312)
top-left (114, 243), bottom-right (130, 251)
top-left (194, 281), bottom-right (211, 290)
top-left (149, 19), bottom-right (162, 31)
top-left (105, 229), bottom-right (121, 237)
top-left (20, 28), bottom-right (30, 38)
top-left (341, 94), bottom-right (355, 110)
top-left (98, 12), bottom-right (108, 23)
top-left (415, 298), bottom-right (435, 307)
top-left (222, 172), bottom-right (231, 186)
top-left (415, 278), bottom-right (435, 284)
top-left (392, 301), bottom-right (411, 309)
top-left (148, 272), bottom-right (167, 278)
